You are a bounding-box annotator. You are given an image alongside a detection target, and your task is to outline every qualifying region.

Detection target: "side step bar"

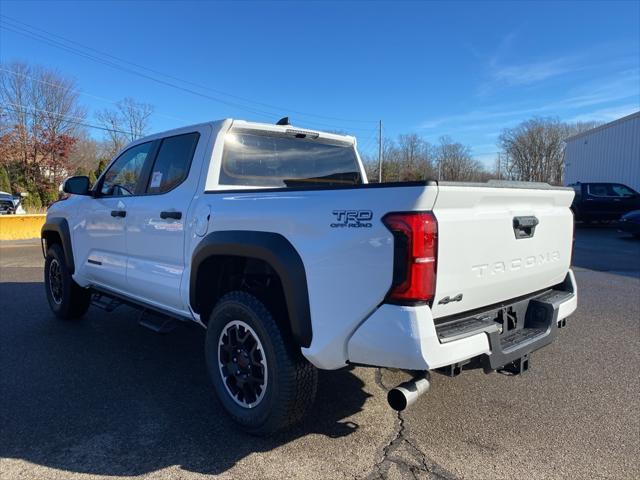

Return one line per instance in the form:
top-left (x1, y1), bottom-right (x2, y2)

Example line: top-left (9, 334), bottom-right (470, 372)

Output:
top-left (90, 287), bottom-right (186, 334)
top-left (138, 310), bottom-right (178, 334)
top-left (91, 293), bottom-right (122, 312)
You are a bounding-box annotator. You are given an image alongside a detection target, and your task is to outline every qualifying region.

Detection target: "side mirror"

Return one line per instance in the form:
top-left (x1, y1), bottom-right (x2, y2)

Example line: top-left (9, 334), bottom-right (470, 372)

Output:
top-left (63, 176), bottom-right (91, 196)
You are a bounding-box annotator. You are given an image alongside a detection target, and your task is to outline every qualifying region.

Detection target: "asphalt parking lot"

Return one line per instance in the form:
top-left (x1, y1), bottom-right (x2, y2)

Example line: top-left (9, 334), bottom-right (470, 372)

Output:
top-left (1, 227), bottom-right (639, 480)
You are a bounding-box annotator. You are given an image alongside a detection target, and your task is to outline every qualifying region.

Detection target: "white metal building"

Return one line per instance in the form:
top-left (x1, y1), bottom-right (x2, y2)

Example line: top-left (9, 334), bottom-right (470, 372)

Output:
top-left (564, 111), bottom-right (640, 191)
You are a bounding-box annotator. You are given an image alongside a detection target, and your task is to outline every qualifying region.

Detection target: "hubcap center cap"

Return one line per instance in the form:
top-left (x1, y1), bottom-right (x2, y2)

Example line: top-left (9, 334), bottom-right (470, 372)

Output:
top-left (237, 350), bottom-right (249, 368)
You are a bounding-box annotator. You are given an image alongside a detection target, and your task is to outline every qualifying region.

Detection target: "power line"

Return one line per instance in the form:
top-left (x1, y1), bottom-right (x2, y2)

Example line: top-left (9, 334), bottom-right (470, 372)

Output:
top-left (0, 22), bottom-right (276, 123)
top-left (4, 104), bottom-right (130, 135)
top-left (358, 130), bottom-right (380, 155)
top-left (0, 67), bottom-right (191, 124)
top-left (1, 21), bottom-right (374, 134)
top-left (0, 14), bottom-right (377, 128)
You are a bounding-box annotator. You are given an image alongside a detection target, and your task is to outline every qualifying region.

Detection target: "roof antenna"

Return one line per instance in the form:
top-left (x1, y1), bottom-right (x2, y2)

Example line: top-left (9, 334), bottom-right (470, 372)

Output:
top-left (276, 116), bottom-right (290, 126)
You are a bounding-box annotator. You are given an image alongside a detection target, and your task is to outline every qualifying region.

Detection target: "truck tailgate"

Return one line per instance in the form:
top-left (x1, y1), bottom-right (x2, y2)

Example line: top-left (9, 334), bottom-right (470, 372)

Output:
top-left (431, 182), bottom-right (574, 319)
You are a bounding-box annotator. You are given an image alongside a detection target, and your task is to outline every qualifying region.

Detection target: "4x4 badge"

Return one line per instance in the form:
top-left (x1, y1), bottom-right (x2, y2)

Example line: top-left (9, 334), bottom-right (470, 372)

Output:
top-left (438, 293), bottom-right (463, 305)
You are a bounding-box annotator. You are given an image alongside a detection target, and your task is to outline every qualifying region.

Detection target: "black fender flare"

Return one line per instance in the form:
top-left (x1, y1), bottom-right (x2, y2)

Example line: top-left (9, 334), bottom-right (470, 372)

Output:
top-left (41, 217), bottom-right (75, 274)
top-left (190, 231), bottom-right (312, 348)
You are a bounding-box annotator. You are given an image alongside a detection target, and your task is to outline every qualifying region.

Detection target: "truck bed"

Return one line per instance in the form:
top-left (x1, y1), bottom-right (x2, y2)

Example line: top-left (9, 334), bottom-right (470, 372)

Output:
top-left (201, 179), bottom-right (574, 369)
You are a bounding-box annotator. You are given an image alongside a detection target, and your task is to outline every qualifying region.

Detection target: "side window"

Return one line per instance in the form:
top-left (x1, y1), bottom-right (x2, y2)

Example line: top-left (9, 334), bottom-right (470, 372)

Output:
top-left (101, 142), bottom-right (153, 196)
top-left (611, 184), bottom-right (635, 197)
top-left (146, 132), bottom-right (200, 194)
top-left (587, 184), bottom-right (609, 197)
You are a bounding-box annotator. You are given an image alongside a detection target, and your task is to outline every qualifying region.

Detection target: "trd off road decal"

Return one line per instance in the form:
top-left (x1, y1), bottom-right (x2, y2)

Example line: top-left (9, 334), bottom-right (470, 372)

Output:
top-left (330, 210), bottom-right (373, 228)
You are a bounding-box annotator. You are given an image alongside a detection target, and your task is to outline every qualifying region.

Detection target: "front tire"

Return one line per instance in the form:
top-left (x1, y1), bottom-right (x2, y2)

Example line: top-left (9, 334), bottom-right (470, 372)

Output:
top-left (44, 243), bottom-right (91, 319)
top-left (205, 291), bottom-right (317, 435)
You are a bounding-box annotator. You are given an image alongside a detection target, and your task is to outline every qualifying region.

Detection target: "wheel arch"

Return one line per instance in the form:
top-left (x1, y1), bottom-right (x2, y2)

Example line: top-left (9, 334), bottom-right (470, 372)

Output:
top-left (190, 231), bottom-right (312, 348)
top-left (41, 217), bottom-right (75, 274)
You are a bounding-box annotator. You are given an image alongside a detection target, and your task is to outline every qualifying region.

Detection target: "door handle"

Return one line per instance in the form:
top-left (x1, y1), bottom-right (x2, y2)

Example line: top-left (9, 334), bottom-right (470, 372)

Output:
top-left (111, 210), bottom-right (126, 218)
top-left (160, 211), bottom-right (182, 220)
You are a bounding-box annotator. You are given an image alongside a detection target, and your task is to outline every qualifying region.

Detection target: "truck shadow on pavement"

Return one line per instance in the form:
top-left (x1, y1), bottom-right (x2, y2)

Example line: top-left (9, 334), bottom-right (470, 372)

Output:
top-left (0, 282), bottom-right (370, 476)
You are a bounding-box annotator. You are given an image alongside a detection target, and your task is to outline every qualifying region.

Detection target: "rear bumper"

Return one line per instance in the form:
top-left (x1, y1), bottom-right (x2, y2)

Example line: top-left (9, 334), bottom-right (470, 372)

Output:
top-left (347, 270), bottom-right (577, 371)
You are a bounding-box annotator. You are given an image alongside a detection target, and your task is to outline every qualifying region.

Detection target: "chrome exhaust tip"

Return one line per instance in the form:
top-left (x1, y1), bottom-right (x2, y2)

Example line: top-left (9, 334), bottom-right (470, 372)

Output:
top-left (387, 374), bottom-right (431, 411)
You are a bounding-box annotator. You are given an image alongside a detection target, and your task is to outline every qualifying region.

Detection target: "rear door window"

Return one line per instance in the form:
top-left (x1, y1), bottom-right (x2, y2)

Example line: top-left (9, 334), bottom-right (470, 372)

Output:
top-left (220, 131), bottom-right (362, 187)
top-left (587, 184), bottom-right (611, 197)
top-left (146, 132), bottom-right (200, 194)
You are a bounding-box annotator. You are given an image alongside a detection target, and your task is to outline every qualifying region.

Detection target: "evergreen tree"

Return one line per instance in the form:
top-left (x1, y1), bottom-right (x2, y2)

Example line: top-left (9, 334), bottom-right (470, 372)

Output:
top-left (96, 159), bottom-right (107, 177)
top-left (0, 166), bottom-right (11, 193)
top-left (74, 166), bottom-right (88, 177)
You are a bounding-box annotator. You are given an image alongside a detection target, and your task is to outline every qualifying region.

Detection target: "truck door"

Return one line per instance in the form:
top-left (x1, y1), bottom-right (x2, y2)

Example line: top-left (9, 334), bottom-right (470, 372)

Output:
top-left (125, 128), bottom-right (209, 314)
top-left (76, 141), bottom-right (154, 292)
top-left (584, 183), bottom-right (612, 219)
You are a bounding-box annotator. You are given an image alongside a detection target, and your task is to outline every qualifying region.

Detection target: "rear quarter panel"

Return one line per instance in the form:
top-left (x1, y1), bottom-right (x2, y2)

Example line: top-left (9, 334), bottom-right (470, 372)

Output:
top-left (188, 185), bottom-right (437, 369)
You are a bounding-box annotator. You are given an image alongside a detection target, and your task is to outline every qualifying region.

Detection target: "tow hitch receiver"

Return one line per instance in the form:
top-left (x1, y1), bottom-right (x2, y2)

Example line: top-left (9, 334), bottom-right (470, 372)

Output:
top-left (499, 354), bottom-right (530, 375)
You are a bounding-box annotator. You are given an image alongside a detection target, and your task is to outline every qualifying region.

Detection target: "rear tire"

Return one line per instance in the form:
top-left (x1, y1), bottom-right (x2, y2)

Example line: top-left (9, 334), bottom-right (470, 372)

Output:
top-left (44, 244), bottom-right (91, 320)
top-left (205, 291), bottom-right (317, 435)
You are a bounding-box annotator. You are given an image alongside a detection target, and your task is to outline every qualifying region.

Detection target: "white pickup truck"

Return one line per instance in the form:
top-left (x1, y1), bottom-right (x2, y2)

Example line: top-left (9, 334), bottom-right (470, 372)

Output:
top-left (42, 118), bottom-right (577, 434)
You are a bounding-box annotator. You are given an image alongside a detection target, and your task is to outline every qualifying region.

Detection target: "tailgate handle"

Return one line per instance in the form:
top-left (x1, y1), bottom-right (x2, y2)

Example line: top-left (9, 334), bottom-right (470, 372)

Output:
top-left (513, 216), bottom-right (538, 239)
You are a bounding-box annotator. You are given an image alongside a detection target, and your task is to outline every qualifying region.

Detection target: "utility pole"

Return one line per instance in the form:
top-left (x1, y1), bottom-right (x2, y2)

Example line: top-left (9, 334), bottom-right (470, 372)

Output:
top-left (378, 120), bottom-right (383, 183)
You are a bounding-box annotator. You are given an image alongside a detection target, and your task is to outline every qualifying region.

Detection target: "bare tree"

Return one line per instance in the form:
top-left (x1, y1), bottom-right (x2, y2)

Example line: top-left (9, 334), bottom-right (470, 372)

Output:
top-left (498, 117), bottom-right (602, 185)
top-left (1, 61), bottom-right (37, 172)
top-left (363, 136), bottom-right (402, 182)
top-left (119, 97), bottom-right (153, 141)
top-left (436, 136), bottom-right (486, 181)
top-left (0, 61), bottom-right (85, 188)
top-left (397, 134), bottom-right (435, 181)
top-left (96, 97), bottom-right (153, 157)
top-left (67, 131), bottom-right (100, 173)
top-left (498, 118), bottom-right (565, 184)
top-left (363, 133), bottom-right (488, 183)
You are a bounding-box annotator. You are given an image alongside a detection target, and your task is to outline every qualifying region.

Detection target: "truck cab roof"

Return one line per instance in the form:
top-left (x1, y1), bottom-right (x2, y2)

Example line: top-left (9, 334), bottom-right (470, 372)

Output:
top-left (133, 119), bottom-right (356, 147)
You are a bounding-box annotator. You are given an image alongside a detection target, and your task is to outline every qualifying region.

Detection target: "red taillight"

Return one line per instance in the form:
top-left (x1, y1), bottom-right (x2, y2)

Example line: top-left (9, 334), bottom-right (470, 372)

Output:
top-left (383, 212), bottom-right (438, 304)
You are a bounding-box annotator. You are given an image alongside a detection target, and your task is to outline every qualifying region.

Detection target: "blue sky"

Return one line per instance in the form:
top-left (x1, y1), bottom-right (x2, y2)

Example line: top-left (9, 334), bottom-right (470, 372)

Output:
top-left (1, 0), bottom-right (638, 165)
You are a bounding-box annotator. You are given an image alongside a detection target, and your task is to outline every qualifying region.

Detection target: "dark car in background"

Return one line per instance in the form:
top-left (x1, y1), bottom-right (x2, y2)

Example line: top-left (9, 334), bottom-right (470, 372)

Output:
top-left (569, 182), bottom-right (640, 222)
top-left (0, 192), bottom-right (17, 215)
top-left (0, 192), bottom-right (27, 215)
top-left (619, 210), bottom-right (640, 238)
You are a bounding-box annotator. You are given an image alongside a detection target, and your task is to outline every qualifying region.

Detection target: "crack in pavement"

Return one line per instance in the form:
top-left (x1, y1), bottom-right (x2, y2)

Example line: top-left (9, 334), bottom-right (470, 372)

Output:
top-left (363, 369), bottom-right (459, 480)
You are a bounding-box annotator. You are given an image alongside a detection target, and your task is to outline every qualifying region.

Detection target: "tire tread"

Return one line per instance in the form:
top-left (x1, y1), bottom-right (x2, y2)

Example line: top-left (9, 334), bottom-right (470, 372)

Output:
top-left (45, 243), bottom-right (91, 320)
top-left (207, 291), bottom-right (317, 435)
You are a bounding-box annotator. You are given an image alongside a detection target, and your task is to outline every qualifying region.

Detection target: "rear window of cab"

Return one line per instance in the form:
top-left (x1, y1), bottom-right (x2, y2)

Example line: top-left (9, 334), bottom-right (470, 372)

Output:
top-left (219, 131), bottom-right (362, 187)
